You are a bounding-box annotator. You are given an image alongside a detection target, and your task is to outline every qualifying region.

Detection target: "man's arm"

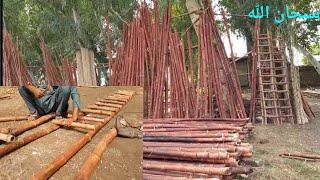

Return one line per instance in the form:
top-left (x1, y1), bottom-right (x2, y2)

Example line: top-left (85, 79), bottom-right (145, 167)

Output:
top-left (24, 82), bottom-right (45, 99)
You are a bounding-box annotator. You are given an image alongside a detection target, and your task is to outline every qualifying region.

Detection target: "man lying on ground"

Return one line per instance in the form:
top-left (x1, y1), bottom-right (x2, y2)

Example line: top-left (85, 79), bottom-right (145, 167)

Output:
top-left (18, 82), bottom-right (81, 124)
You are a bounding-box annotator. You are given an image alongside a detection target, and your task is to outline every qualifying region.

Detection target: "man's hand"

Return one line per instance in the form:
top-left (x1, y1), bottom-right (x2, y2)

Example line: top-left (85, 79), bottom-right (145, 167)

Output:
top-left (24, 82), bottom-right (45, 99)
top-left (33, 88), bottom-right (45, 99)
top-left (64, 118), bottom-right (74, 127)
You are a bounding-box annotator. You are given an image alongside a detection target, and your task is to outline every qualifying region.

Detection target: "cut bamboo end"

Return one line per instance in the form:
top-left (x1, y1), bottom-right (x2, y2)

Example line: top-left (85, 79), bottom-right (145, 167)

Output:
top-left (0, 133), bottom-right (15, 142)
top-left (0, 125), bottom-right (60, 158)
top-left (52, 120), bottom-right (96, 130)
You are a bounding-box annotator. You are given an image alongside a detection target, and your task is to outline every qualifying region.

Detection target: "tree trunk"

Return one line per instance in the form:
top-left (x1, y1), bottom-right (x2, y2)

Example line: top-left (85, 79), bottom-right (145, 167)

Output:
top-left (287, 45), bottom-right (309, 124)
top-left (76, 48), bottom-right (97, 86)
top-left (185, 0), bottom-right (201, 36)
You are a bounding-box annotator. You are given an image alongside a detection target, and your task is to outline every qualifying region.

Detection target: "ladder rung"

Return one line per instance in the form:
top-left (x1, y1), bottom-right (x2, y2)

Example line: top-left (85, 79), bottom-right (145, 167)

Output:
top-left (279, 106), bottom-right (292, 109)
top-left (260, 74), bottom-right (286, 77)
top-left (261, 82), bottom-right (288, 85)
top-left (264, 98), bottom-right (289, 101)
top-left (262, 90), bottom-right (289, 93)
top-left (259, 66), bottom-right (286, 69)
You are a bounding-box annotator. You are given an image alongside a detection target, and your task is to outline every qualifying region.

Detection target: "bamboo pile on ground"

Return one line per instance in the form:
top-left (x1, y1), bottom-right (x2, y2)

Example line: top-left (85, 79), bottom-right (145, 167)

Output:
top-left (144, 118), bottom-right (253, 179)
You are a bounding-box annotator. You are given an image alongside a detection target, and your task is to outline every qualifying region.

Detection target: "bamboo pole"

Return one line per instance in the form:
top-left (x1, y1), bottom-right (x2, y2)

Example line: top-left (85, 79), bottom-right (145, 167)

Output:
top-left (10, 113), bottom-right (55, 136)
top-left (0, 133), bottom-right (15, 142)
top-left (144, 160), bottom-right (231, 176)
top-left (52, 120), bottom-right (96, 130)
top-left (144, 149), bottom-right (229, 160)
top-left (32, 117), bottom-right (113, 180)
top-left (0, 94), bottom-right (11, 99)
top-left (87, 105), bottom-right (118, 112)
top-left (79, 116), bottom-right (105, 123)
top-left (0, 125), bottom-right (60, 158)
top-left (94, 101), bottom-right (123, 108)
top-left (0, 116), bottom-right (28, 122)
top-left (73, 128), bottom-right (117, 180)
top-left (280, 152), bottom-right (320, 159)
top-left (81, 109), bottom-right (114, 116)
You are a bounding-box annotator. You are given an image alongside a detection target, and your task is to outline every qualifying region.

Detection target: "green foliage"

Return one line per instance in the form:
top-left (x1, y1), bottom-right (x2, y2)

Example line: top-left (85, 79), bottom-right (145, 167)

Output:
top-left (302, 44), bottom-right (320, 66)
top-left (3, 0), bottom-right (137, 65)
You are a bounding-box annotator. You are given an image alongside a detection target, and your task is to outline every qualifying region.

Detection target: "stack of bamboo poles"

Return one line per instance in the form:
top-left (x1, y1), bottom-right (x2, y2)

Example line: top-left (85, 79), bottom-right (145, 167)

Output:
top-left (32, 90), bottom-right (136, 179)
top-left (143, 118), bottom-right (253, 179)
top-left (39, 36), bottom-right (63, 85)
top-left (194, 7), bottom-right (246, 119)
top-left (2, 26), bottom-right (33, 86)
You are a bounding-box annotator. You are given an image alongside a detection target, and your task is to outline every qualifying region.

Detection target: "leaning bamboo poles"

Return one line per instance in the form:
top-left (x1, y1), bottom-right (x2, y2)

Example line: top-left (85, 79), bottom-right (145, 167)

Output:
top-left (2, 26), bottom-right (32, 86)
top-left (73, 128), bottom-right (117, 180)
top-left (32, 91), bottom-right (135, 180)
top-left (109, 18), bottom-right (145, 86)
top-left (143, 118), bottom-right (253, 179)
top-left (39, 36), bottom-right (63, 85)
top-left (62, 58), bottom-right (77, 86)
top-left (110, 2), bottom-right (246, 119)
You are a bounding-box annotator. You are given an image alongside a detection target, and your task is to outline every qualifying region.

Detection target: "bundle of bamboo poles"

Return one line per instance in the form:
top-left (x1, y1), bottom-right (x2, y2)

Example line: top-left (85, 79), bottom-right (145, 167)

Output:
top-left (109, 18), bottom-right (145, 86)
top-left (2, 26), bottom-right (33, 86)
top-left (143, 118), bottom-right (253, 179)
top-left (62, 58), bottom-right (77, 86)
top-left (39, 36), bottom-right (63, 85)
top-left (109, 1), bottom-right (246, 119)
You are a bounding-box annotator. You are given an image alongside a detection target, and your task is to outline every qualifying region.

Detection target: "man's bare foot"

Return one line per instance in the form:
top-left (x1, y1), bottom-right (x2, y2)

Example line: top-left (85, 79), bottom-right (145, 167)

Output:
top-left (28, 113), bottom-right (39, 121)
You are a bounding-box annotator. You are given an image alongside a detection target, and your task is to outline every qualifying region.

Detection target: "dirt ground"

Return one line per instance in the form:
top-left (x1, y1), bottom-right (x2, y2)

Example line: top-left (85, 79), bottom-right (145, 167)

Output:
top-left (247, 96), bottom-right (320, 180)
top-left (0, 86), bottom-right (143, 180)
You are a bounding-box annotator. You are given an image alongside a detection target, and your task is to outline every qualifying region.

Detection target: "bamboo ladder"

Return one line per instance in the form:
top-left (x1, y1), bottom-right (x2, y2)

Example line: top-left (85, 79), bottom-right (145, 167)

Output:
top-left (257, 31), bottom-right (293, 124)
